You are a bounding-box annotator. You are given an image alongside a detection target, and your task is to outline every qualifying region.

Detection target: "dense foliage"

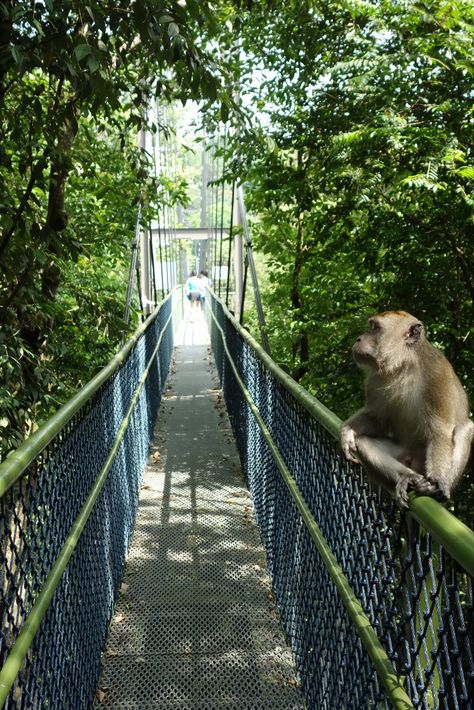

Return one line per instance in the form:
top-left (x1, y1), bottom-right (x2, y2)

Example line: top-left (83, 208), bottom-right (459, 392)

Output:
top-left (1, 0), bottom-right (473, 518)
top-left (225, 0), bottom-right (474, 517)
top-left (0, 0), bottom-right (229, 456)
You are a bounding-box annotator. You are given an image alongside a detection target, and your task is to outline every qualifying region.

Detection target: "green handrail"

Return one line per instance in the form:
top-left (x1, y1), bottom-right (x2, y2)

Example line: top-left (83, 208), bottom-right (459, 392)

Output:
top-left (0, 303), bottom-right (175, 706)
top-left (209, 291), bottom-right (474, 576)
top-left (0, 290), bottom-right (175, 499)
top-left (208, 298), bottom-right (414, 710)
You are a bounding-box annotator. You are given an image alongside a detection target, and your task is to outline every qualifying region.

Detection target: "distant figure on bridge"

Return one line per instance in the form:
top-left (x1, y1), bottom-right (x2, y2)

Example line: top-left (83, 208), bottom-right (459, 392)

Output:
top-left (185, 271), bottom-right (202, 318)
top-left (199, 270), bottom-right (210, 308)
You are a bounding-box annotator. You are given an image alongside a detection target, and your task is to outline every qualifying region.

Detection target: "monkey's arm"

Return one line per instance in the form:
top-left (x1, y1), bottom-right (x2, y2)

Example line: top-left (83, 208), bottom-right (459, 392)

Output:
top-left (340, 408), bottom-right (386, 464)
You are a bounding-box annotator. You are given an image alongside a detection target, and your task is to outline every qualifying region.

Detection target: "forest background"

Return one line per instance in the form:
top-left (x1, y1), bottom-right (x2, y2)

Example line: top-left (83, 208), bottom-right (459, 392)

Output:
top-left (0, 0), bottom-right (473, 521)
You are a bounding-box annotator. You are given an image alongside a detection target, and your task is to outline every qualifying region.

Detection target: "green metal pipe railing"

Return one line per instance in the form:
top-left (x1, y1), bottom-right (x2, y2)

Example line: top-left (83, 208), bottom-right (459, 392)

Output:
top-left (0, 290), bottom-right (175, 499)
top-left (208, 289), bottom-right (474, 708)
top-left (0, 292), bottom-right (176, 706)
top-left (207, 296), bottom-right (414, 709)
top-left (209, 291), bottom-right (474, 580)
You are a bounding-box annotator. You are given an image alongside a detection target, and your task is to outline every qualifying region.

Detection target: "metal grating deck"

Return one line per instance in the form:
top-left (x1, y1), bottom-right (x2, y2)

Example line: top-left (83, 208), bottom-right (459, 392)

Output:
top-left (94, 315), bottom-right (304, 709)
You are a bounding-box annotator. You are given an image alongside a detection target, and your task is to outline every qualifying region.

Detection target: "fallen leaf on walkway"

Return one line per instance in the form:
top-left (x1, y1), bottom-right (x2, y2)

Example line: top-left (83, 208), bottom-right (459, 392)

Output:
top-left (152, 451), bottom-right (161, 461)
top-left (120, 582), bottom-right (129, 594)
top-left (96, 689), bottom-right (106, 703)
top-left (114, 613), bottom-right (125, 623)
top-left (104, 648), bottom-right (119, 658)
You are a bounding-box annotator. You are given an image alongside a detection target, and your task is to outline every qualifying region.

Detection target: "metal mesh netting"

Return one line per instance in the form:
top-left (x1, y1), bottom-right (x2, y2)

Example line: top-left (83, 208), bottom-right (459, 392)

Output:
top-left (208, 293), bottom-right (474, 710)
top-left (0, 298), bottom-right (174, 709)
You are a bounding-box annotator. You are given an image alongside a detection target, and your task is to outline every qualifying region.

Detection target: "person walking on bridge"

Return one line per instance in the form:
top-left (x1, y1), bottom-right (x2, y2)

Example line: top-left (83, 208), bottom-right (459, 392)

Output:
top-left (198, 270), bottom-right (210, 309)
top-left (185, 271), bottom-right (202, 318)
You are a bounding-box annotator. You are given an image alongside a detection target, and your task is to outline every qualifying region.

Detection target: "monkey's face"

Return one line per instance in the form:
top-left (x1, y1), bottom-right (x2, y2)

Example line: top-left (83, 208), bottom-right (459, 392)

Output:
top-left (352, 325), bottom-right (380, 371)
top-left (352, 311), bottom-right (424, 374)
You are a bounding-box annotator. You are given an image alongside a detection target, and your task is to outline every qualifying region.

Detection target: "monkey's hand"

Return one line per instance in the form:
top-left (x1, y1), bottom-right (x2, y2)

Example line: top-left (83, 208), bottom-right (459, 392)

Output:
top-left (340, 425), bottom-right (360, 464)
top-left (394, 477), bottom-right (411, 509)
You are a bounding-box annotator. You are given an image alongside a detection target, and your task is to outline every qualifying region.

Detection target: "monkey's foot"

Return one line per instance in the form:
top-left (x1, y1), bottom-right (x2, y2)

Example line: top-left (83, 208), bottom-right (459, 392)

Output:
top-left (396, 473), bottom-right (439, 508)
top-left (394, 479), bottom-right (411, 509)
top-left (425, 477), bottom-right (450, 502)
top-left (409, 475), bottom-right (449, 503)
top-left (411, 475), bottom-right (438, 496)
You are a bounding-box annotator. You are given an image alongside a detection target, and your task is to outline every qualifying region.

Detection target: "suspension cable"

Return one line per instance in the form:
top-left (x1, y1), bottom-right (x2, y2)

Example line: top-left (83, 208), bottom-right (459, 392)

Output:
top-left (208, 141), bottom-right (214, 277)
top-left (240, 255), bottom-right (248, 324)
top-left (124, 201), bottom-right (142, 326)
top-left (135, 254), bottom-right (144, 322)
top-left (153, 120), bottom-right (166, 299)
top-left (225, 180), bottom-right (235, 308)
top-left (214, 137), bottom-right (222, 279)
top-left (162, 105), bottom-right (172, 292)
top-left (149, 226), bottom-right (157, 306)
top-left (218, 127), bottom-right (227, 298)
top-left (237, 186), bottom-right (271, 354)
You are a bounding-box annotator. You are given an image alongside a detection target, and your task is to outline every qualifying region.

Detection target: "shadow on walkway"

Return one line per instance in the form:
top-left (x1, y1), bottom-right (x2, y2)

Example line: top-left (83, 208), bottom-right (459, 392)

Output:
top-left (94, 315), bottom-right (303, 709)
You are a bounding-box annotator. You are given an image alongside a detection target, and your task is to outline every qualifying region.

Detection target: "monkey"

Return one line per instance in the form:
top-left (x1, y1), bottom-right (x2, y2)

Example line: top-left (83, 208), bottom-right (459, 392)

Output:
top-left (340, 310), bottom-right (474, 508)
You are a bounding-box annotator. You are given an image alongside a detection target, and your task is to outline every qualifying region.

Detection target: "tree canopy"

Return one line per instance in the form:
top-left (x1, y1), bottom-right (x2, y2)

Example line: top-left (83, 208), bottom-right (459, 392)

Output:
top-left (1, 0), bottom-right (473, 519)
top-left (226, 0), bottom-right (474, 519)
top-left (0, 0), bottom-right (229, 454)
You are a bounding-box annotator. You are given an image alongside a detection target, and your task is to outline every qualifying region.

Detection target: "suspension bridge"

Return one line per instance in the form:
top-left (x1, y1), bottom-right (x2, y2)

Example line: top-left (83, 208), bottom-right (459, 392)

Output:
top-left (1, 112), bottom-right (474, 710)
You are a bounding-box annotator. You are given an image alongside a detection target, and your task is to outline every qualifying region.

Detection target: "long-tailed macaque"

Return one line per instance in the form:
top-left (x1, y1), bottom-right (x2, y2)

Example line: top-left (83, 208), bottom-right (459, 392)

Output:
top-left (340, 311), bottom-right (474, 507)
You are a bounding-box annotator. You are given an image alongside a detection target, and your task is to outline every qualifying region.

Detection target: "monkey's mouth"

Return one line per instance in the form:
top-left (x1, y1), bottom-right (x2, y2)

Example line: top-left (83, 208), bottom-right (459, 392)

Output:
top-left (353, 351), bottom-right (377, 369)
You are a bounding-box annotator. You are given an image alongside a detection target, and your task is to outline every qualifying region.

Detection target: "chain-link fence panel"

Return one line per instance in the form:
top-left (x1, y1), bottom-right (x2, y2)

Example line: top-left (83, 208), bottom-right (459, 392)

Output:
top-left (0, 295), bottom-right (175, 709)
top-left (208, 291), bottom-right (474, 710)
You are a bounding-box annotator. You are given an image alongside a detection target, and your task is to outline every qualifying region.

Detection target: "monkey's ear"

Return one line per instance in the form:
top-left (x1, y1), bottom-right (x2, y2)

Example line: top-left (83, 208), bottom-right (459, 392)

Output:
top-left (406, 322), bottom-right (423, 345)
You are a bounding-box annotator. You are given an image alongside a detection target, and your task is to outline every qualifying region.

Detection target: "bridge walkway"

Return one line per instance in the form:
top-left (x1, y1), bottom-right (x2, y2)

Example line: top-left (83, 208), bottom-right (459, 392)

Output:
top-left (94, 312), bottom-right (304, 709)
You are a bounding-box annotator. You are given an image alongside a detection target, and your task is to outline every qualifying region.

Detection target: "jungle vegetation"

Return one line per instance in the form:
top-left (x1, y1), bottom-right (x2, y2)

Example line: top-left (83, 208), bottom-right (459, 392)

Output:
top-left (228, 0), bottom-right (474, 519)
top-left (0, 0), bottom-right (473, 519)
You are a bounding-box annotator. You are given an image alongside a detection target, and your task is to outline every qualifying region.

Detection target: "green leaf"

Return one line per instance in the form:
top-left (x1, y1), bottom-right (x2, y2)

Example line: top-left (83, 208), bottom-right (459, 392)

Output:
top-left (88, 55), bottom-right (100, 73)
top-left (10, 45), bottom-right (23, 66)
top-left (455, 166), bottom-right (474, 179)
top-left (74, 44), bottom-right (92, 61)
top-left (168, 22), bottom-right (179, 38)
top-left (220, 101), bottom-right (229, 122)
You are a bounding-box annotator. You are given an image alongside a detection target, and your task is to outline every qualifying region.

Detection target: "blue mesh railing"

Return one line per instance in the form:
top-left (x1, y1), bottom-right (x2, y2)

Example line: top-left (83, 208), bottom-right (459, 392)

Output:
top-left (207, 289), bottom-right (474, 710)
top-left (0, 290), bottom-right (177, 709)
